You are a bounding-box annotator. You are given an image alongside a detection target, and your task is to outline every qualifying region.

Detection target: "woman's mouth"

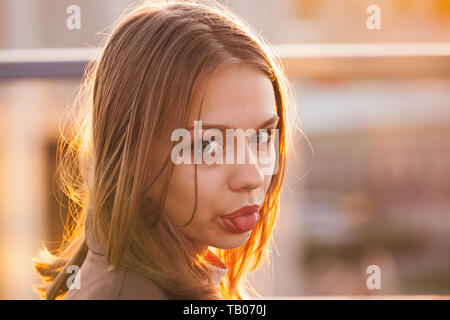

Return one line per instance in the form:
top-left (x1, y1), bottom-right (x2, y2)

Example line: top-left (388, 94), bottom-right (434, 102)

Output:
top-left (220, 204), bottom-right (260, 233)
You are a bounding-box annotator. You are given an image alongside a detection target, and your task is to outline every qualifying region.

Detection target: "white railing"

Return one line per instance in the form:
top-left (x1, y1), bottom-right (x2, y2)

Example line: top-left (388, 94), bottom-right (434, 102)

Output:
top-left (1, 43), bottom-right (450, 79)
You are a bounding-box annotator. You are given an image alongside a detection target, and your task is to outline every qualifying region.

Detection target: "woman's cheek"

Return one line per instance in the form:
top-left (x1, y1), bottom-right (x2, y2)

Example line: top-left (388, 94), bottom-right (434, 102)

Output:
top-left (165, 165), bottom-right (196, 224)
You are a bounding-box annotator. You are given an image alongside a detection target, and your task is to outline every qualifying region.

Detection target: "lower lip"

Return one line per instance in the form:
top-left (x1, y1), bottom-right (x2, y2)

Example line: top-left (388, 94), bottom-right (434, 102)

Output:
top-left (220, 212), bottom-right (259, 233)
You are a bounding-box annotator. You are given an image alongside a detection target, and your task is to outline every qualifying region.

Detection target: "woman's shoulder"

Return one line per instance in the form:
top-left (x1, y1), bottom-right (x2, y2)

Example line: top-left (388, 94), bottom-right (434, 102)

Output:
top-left (64, 250), bottom-right (169, 300)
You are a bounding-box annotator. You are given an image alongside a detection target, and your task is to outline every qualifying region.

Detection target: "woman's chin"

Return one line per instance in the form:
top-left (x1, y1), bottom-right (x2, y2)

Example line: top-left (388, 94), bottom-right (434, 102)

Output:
top-left (210, 232), bottom-right (253, 250)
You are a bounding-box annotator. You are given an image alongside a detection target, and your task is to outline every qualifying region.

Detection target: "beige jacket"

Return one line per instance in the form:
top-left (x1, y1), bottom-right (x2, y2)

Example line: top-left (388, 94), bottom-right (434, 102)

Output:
top-left (65, 211), bottom-right (228, 300)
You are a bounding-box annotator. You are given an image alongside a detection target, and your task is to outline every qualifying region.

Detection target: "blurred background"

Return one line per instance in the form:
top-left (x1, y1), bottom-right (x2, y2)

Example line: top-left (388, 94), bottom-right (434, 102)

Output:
top-left (0, 0), bottom-right (449, 299)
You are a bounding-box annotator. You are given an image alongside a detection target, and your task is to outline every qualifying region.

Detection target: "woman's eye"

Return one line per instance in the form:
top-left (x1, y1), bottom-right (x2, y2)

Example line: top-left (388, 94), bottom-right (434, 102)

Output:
top-left (193, 139), bottom-right (219, 155)
top-left (203, 140), bottom-right (218, 155)
top-left (250, 130), bottom-right (271, 144)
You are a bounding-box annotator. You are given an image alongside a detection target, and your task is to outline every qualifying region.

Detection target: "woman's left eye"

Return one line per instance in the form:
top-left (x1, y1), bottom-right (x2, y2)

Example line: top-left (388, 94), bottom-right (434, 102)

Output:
top-left (250, 130), bottom-right (271, 144)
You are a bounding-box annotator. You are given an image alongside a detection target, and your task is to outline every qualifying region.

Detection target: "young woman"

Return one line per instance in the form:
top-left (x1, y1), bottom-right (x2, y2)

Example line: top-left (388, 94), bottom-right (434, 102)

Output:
top-left (33, 0), bottom-right (297, 300)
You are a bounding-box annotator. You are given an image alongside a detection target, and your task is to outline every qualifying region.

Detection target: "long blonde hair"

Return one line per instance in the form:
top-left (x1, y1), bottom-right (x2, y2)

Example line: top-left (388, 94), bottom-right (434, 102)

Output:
top-left (33, 0), bottom-right (297, 300)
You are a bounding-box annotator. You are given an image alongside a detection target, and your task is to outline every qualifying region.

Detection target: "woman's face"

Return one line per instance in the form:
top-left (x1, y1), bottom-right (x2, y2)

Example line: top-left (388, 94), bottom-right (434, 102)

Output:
top-left (151, 64), bottom-right (279, 253)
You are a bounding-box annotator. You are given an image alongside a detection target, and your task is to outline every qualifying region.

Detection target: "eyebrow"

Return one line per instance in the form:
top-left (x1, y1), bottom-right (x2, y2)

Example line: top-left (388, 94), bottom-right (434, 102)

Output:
top-left (187, 115), bottom-right (279, 130)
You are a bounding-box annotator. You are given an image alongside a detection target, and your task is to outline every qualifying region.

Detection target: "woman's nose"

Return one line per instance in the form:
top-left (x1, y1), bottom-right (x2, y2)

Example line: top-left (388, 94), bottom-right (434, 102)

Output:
top-left (227, 148), bottom-right (265, 192)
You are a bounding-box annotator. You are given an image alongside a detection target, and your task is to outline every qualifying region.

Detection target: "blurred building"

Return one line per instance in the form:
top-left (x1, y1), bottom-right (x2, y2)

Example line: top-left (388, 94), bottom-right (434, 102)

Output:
top-left (1, 0), bottom-right (450, 48)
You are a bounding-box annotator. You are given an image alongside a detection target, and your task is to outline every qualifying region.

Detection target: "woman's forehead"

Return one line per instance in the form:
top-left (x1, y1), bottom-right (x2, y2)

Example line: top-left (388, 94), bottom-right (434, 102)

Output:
top-left (188, 64), bottom-right (278, 130)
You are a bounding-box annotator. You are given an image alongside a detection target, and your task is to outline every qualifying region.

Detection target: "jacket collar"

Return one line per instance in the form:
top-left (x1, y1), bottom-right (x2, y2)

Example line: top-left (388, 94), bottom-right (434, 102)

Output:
top-left (204, 249), bottom-right (228, 286)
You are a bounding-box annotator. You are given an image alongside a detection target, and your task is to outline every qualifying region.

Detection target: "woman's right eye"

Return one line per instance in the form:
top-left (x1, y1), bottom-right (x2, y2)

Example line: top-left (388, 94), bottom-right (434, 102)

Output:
top-left (192, 139), bottom-right (219, 155)
top-left (202, 140), bottom-right (218, 155)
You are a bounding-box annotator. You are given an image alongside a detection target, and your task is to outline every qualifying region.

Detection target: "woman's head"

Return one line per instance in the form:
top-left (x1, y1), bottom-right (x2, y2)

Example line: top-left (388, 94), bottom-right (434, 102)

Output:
top-left (157, 63), bottom-right (280, 252)
top-left (34, 0), bottom-right (297, 300)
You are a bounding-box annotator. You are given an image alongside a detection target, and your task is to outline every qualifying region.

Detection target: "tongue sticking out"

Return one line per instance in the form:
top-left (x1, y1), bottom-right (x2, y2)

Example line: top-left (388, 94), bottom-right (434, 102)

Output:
top-left (221, 212), bottom-right (259, 233)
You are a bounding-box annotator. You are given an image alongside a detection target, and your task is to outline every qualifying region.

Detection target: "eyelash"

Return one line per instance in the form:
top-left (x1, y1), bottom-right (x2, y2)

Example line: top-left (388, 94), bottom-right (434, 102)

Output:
top-left (190, 129), bottom-right (275, 152)
top-left (251, 130), bottom-right (274, 144)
